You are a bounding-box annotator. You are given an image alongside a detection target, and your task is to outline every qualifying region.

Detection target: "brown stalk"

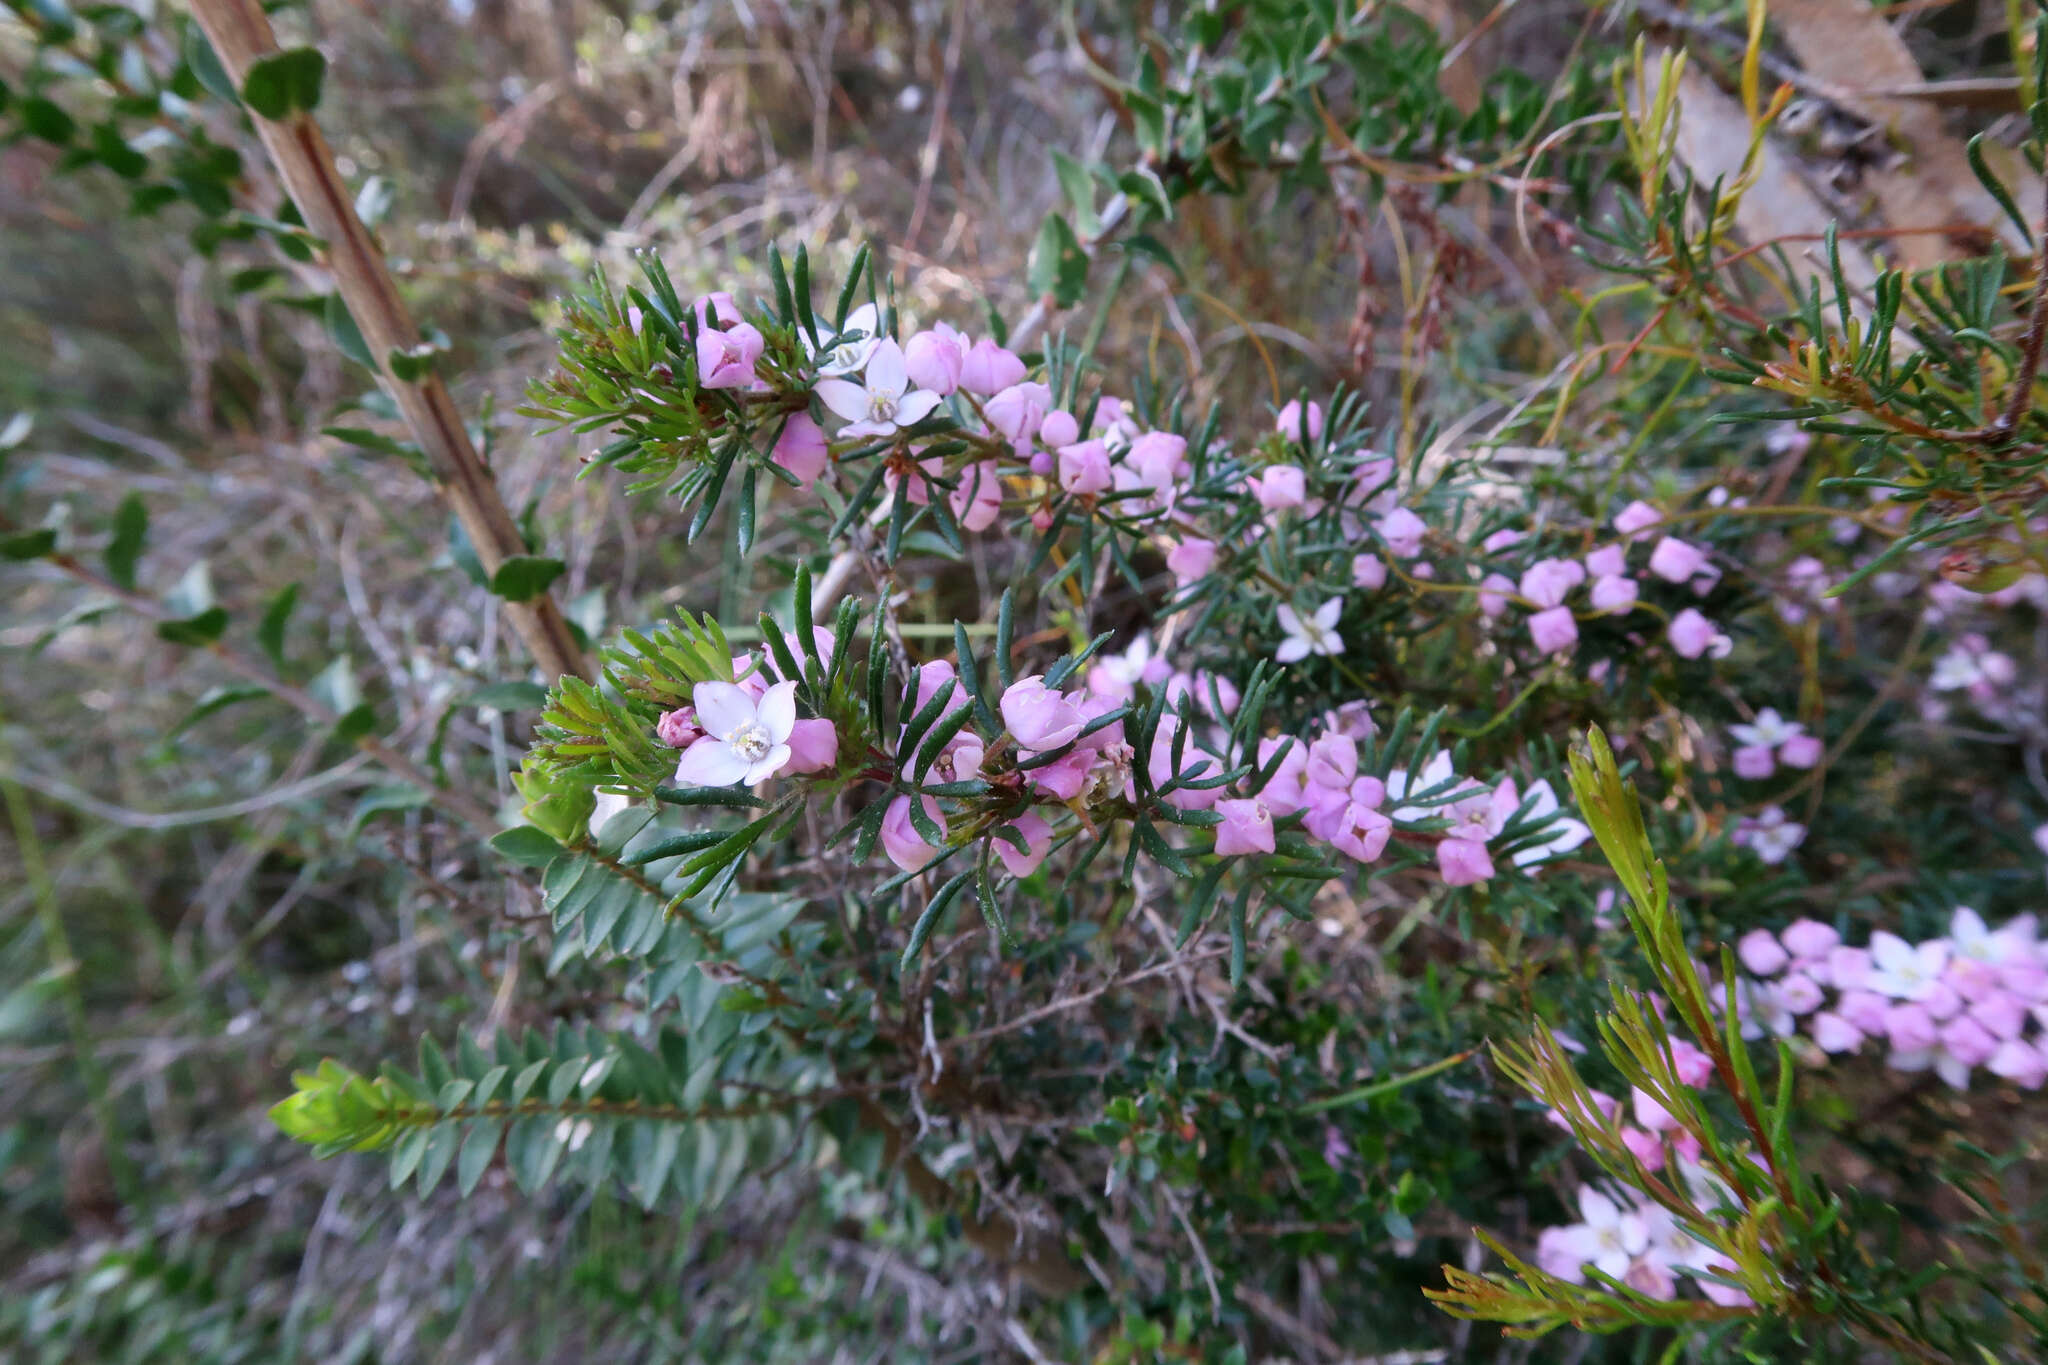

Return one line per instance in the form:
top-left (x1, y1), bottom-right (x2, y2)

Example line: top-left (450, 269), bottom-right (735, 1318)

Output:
top-left (185, 0), bottom-right (590, 686)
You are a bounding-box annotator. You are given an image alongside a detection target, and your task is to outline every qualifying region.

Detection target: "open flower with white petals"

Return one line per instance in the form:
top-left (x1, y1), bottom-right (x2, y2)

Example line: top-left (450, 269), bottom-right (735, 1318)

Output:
top-left (805, 301), bottom-right (883, 377)
top-left (1276, 598), bottom-right (1345, 663)
top-left (815, 338), bottom-right (943, 439)
top-left (673, 680), bottom-right (799, 787)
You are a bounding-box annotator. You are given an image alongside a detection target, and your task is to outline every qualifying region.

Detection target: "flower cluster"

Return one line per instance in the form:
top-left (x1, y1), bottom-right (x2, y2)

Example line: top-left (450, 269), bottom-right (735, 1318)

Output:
top-left (1735, 908), bottom-right (2048, 1090)
top-left (1533, 1179), bottom-right (1750, 1307)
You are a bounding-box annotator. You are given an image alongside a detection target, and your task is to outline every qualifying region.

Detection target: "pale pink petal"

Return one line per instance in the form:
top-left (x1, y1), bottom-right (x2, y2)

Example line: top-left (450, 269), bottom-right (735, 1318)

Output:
top-left (1276, 605), bottom-right (1302, 634)
top-left (1313, 598), bottom-right (1343, 629)
top-left (757, 680), bottom-right (798, 743)
top-left (894, 390), bottom-right (942, 426)
top-left (744, 743), bottom-right (792, 784)
top-left (675, 738), bottom-right (752, 786)
top-left (866, 338), bottom-right (908, 396)
top-left (815, 378), bottom-right (871, 423)
top-left (692, 681), bottom-right (757, 738)
top-left (1276, 638), bottom-right (1310, 663)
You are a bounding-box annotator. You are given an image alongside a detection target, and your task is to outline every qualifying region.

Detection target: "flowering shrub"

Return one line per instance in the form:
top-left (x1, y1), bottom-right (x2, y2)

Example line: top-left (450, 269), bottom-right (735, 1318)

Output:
top-left (10, 0), bottom-right (2048, 1359)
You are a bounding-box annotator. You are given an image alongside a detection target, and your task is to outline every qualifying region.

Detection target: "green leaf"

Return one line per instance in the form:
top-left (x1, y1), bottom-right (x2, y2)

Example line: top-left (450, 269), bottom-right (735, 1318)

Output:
top-left (156, 607), bottom-right (229, 646)
top-left (0, 528), bottom-right (56, 561)
top-left (20, 97), bottom-right (76, 145)
top-left (333, 702), bottom-right (377, 744)
top-left (183, 23), bottom-right (239, 105)
top-left (169, 683), bottom-right (270, 736)
top-left (240, 47), bottom-right (327, 121)
top-left (900, 869), bottom-right (976, 975)
top-left (324, 293), bottom-right (375, 369)
top-left (103, 492), bottom-right (147, 589)
top-left (387, 343), bottom-right (438, 382)
top-left (1051, 150), bottom-right (1101, 237)
top-left (1120, 232), bottom-right (1185, 281)
top-left (257, 582), bottom-right (299, 669)
top-left (1026, 212), bottom-right (1089, 308)
top-left (489, 825), bottom-right (564, 868)
top-left (351, 784), bottom-right (431, 833)
top-left (489, 556), bottom-right (566, 603)
top-left (467, 681), bottom-right (550, 711)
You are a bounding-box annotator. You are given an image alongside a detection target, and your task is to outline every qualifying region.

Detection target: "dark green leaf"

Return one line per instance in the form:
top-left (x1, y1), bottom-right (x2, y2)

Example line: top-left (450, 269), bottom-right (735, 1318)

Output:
top-left (156, 607), bottom-right (229, 646)
top-left (256, 582), bottom-right (298, 669)
top-left (1, 529), bottom-right (57, 561)
top-left (103, 492), bottom-right (147, 589)
top-left (489, 556), bottom-right (566, 603)
top-left (489, 825), bottom-right (564, 868)
top-left (241, 47), bottom-right (327, 120)
top-left (324, 293), bottom-right (375, 369)
top-left (1026, 212), bottom-right (1089, 308)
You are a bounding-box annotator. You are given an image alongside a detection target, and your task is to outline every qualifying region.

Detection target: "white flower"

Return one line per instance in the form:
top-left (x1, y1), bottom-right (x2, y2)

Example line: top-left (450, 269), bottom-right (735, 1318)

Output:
top-left (1386, 751), bottom-right (1461, 823)
top-left (1734, 806), bottom-right (1805, 864)
top-left (673, 680), bottom-right (799, 786)
top-left (1949, 905), bottom-right (2036, 965)
top-left (1489, 778), bottom-right (1592, 867)
top-left (1276, 598), bottom-right (1345, 663)
top-left (1567, 1188), bottom-right (1650, 1281)
top-left (1736, 977), bottom-right (1795, 1040)
top-left (806, 301), bottom-right (882, 377)
top-left (1865, 931), bottom-right (1951, 1000)
top-left (815, 337), bottom-right (943, 439)
top-left (1728, 707), bottom-right (1803, 748)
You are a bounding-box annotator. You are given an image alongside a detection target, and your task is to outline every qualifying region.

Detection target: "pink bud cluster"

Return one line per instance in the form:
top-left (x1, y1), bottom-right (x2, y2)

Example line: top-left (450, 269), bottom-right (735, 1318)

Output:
top-left (1735, 908), bottom-right (2048, 1090)
top-left (1469, 502), bottom-right (1729, 662)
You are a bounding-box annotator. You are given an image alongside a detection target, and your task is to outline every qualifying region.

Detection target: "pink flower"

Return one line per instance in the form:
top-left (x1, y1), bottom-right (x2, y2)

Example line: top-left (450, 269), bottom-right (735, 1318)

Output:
top-left (1586, 544), bottom-right (1627, 578)
top-left (1988, 1038), bottom-right (2048, 1088)
top-left (1591, 575), bottom-right (1639, 613)
top-left (1057, 439), bottom-right (1113, 496)
top-left (1482, 527), bottom-right (1524, 555)
top-left (1668, 1039), bottom-right (1715, 1087)
top-left (880, 794), bottom-right (945, 872)
top-left (1883, 1003), bottom-right (1938, 1052)
top-left (690, 291), bottom-right (739, 331)
top-left (1276, 399), bottom-right (1324, 442)
top-left (1438, 837), bottom-right (1494, 886)
top-left (1970, 991), bottom-right (2027, 1040)
top-left (949, 461), bottom-right (1004, 532)
top-left (1836, 989), bottom-right (1888, 1034)
top-left (1519, 558), bottom-right (1585, 610)
top-left (1738, 930), bottom-right (1788, 976)
top-left (1631, 1087), bottom-right (1679, 1132)
top-left (1250, 464), bottom-right (1307, 511)
top-left (903, 324), bottom-right (966, 395)
top-left (1167, 537), bottom-right (1217, 585)
top-left (1647, 536), bottom-right (1709, 583)
top-left (1376, 508), bottom-right (1427, 558)
top-left (1326, 794), bottom-right (1393, 864)
top-left (697, 321), bottom-right (765, 389)
top-left (993, 811), bottom-right (1052, 878)
top-left (771, 411), bottom-right (831, 487)
top-left (958, 338), bottom-right (1025, 395)
top-left (1668, 608), bottom-right (1730, 659)
top-left (1810, 1011), bottom-right (1863, 1053)
top-left (1829, 947), bottom-right (1874, 992)
top-left (1305, 733), bottom-right (1359, 793)
top-left (1126, 432), bottom-right (1189, 492)
top-left (1352, 553), bottom-right (1387, 590)
top-left (1778, 973), bottom-right (1824, 1014)
top-left (655, 707), bottom-right (702, 749)
top-left (984, 381), bottom-right (1051, 443)
top-left (914, 660), bottom-right (969, 718)
top-left (1147, 717), bottom-right (1220, 810)
top-left (673, 680), bottom-right (798, 786)
top-left (1000, 675), bottom-right (1086, 751)
top-left (1781, 920), bottom-right (1840, 962)
top-left (815, 339), bottom-right (944, 438)
top-left (783, 717), bottom-right (840, 774)
top-left (1777, 733), bottom-right (1823, 768)
top-left (1215, 798), bottom-right (1277, 856)
top-left (1614, 500), bottom-right (1662, 538)
top-left (1939, 1015), bottom-right (1999, 1068)
top-left (1528, 606), bottom-right (1578, 656)
top-left (1620, 1125), bottom-right (1667, 1170)
top-left (1732, 745), bottom-right (1776, 780)
top-left (1028, 751), bottom-right (1092, 800)
top-left (1477, 573), bottom-right (1515, 619)
top-left (1037, 409), bottom-right (1079, 449)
